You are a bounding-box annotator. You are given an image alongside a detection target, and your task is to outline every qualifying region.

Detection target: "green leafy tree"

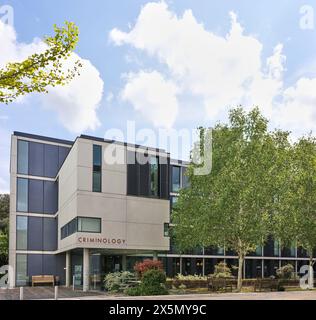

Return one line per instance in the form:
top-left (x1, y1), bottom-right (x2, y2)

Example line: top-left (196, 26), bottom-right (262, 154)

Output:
top-left (0, 194), bottom-right (9, 266)
top-left (0, 21), bottom-right (81, 103)
top-left (0, 194), bottom-right (9, 232)
top-left (172, 107), bottom-right (290, 291)
top-left (273, 137), bottom-right (316, 285)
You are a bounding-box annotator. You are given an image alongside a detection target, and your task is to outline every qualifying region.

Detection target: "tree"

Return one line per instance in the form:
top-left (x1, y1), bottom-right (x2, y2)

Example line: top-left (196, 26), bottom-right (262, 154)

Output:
top-left (0, 231), bottom-right (8, 266)
top-left (172, 107), bottom-right (290, 291)
top-left (0, 21), bottom-right (81, 104)
top-left (273, 136), bottom-right (316, 287)
top-left (0, 194), bottom-right (9, 232)
top-left (0, 194), bottom-right (9, 266)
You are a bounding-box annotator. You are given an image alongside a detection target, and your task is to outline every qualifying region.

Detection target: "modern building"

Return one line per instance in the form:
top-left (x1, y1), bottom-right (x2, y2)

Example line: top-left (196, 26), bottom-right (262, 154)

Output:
top-left (9, 132), bottom-right (314, 290)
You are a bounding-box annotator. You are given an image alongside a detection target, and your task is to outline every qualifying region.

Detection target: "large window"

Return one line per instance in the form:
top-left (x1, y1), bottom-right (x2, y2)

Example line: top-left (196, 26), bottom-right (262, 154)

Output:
top-left (16, 254), bottom-right (28, 286)
top-left (172, 166), bottom-right (181, 192)
top-left (93, 145), bottom-right (102, 192)
top-left (78, 217), bottom-right (101, 233)
top-left (17, 178), bottom-right (28, 212)
top-left (17, 140), bottom-right (29, 175)
top-left (61, 217), bottom-right (101, 239)
top-left (16, 216), bottom-right (28, 250)
top-left (150, 156), bottom-right (159, 197)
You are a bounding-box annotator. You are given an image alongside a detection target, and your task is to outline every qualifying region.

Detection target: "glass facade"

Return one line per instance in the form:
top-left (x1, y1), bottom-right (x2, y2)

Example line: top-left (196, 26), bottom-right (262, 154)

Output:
top-left (17, 140), bottom-right (29, 175)
top-left (61, 217), bottom-right (101, 239)
top-left (172, 166), bottom-right (181, 192)
top-left (16, 254), bottom-right (28, 286)
top-left (78, 217), bottom-right (101, 233)
top-left (93, 145), bottom-right (102, 192)
top-left (16, 216), bottom-right (28, 250)
top-left (164, 223), bottom-right (169, 237)
top-left (17, 178), bottom-right (28, 212)
top-left (150, 156), bottom-right (159, 197)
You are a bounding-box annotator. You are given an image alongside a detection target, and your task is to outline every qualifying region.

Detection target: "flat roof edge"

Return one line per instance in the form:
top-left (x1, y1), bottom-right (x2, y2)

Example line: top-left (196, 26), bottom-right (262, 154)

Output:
top-left (13, 131), bottom-right (74, 146)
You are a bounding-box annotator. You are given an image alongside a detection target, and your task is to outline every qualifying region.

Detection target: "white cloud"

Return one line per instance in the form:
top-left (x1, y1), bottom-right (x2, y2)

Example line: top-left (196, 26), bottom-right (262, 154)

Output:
top-left (0, 20), bottom-right (104, 133)
top-left (0, 128), bottom-right (11, 194)
top-left (121, 70), bottom-right (179, 128)
top-left (110, 1), bottom-right (316, 135)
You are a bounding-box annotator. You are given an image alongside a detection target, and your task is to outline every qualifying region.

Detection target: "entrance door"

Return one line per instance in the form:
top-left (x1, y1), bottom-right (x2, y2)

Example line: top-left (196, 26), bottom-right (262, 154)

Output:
top-left (103, 255), bottom-right (122, 273)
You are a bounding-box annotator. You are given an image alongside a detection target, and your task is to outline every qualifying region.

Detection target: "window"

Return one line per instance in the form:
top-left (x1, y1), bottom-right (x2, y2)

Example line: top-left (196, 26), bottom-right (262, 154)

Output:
top-left (16, 254), bottom-right (28, 286)
top-left (61, 217), bottom-right (101, 239)
top-left (274, 240), bottom-right (280, 256)
top-left (164, 223), bottom-right (170, 237)
top-left (171, 196), bottom-right (178, 209)
top-left (150, 156), bottom-right (159, 197)
top-left (93, 145), bottom-right (102, 192)
top-left (17, 178), bottom-right (28, 212)
top-left (255, 245), bottom-right (262, 256)
top-left (17, 140), bottom-right (29, 175)
top-left (16, 216), bottom-right (28, 250)
top-left (78, 217), bottom-right (101, 233)
top-left (61, 217), bottom-right (77, 239)
top-left (172, 166), bottom-right (181, 192)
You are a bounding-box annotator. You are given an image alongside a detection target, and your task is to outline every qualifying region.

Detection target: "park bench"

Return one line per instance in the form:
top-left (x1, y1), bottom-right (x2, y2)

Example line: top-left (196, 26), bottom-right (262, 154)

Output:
top-left (254, 278), bottom-right (278, 292)
top-left (207, 277), bottom-right (237, 292)
top-left (32, 275), bottom-right (55, 287)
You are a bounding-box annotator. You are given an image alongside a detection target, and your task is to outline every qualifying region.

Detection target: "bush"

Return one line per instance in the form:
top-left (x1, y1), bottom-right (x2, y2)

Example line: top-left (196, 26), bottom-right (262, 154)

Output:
top-left (276, 264), bottom-right (294, 280)
top-left (104, 271), bottom-right (135, 293)
top-left (175, 274), bottom-right (207, 281)
top-left (134, 259), bottom-right (163, 278)
top-left (126, 269), bottom-right (168, 296)
top-left (210, 262), bottom-right (233, 278)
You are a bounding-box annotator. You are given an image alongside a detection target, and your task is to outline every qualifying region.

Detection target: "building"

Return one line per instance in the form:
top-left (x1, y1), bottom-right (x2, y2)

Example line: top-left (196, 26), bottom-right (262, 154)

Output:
top-left (9, 132), bottom-right (313, 289)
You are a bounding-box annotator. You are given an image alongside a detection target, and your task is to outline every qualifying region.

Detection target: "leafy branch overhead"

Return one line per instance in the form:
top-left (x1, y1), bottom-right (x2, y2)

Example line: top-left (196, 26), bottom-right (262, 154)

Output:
top-left (0, 21), bottom-right (82, 104)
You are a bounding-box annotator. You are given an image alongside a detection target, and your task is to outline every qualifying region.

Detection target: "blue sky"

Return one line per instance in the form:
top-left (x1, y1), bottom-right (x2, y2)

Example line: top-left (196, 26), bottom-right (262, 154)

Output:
top-left (0, 0), bottom-right (316, 192)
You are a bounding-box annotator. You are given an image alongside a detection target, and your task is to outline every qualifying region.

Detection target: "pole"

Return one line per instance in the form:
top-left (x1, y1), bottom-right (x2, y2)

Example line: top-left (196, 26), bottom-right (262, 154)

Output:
top-left (54, 286), bottom-right (58, 300)
top-left (19, 287), bottom-right (24, 300)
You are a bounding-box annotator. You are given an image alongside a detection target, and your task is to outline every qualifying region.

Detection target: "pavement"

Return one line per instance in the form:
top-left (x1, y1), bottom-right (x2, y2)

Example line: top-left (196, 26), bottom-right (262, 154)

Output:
top-left (1, 287), bottom-right (316, 300)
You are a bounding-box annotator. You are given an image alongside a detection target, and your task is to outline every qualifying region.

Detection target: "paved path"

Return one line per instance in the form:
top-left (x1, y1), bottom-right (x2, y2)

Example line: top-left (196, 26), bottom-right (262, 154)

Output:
top-left (63, 290), bottom-right (316, 300)
top-left (2, 287), bottom-right (316, 300)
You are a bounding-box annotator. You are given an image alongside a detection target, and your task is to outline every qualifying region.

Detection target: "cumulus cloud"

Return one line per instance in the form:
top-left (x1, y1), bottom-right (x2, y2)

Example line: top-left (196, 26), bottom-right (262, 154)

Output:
top-left (0, 20), bottom-right (104, 133)
top-left (110, 1), bottom-right (316, 134)
top-left (121, 70), bottom-right (179, 128)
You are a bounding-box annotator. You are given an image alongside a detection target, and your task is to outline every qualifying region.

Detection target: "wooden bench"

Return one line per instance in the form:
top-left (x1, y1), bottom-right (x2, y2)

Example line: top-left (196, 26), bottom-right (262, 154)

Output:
top-left (32, 275), bottom-right (55, 287)
top-left (207, 277), bottom-right (237, 292)
top-left (254, 278), bottom-right (278, 292)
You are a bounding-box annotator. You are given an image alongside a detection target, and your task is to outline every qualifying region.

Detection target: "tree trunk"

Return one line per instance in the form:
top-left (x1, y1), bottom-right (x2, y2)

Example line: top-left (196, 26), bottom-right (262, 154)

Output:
top-left (237, 253), bottom-right (244, 292)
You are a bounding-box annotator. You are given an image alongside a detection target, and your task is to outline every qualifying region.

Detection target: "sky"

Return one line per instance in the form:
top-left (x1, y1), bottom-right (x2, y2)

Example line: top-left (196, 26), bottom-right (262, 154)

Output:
top-left (0, 0), bottom-right (316, 193)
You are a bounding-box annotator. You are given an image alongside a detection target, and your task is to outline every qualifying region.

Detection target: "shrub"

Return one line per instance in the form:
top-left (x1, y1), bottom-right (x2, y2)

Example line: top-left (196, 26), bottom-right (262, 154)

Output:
top-left (126, 269), bottom-right (168, 296)
top-left (276, 264), bottom-right (294, 280)
top-left (175, 274), bottom-right (207, 281)
top-left (104, 271), bottom-right (135, 293)
top-left (134, 259), bottom-right (163, 278)
top-left (210, 262), bottom-right (233, 278)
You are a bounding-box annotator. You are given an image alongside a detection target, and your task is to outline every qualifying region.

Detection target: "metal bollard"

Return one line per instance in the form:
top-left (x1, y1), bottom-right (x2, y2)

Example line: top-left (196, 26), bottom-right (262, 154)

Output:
top-left (19, 286), bottom-right (24, 300)
top-left (54, 286), bottom-right (58, 300)
top-left (73, 275), bottom-right (75, 291)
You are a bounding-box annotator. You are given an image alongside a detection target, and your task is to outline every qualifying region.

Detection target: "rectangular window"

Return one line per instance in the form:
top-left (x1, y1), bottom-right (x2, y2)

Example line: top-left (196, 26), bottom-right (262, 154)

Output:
top-left (17, 178), bottom-right (28, 212)
top-left (274, 240), bottom-right (280, 256)
top-left (171, 196), bottom-right (178, 209)
top-left (16, 254), bottom-right (28, 286)
top-left (17, 140), bottom-right (29, 175)
top-left (255, 245), bottom-right (262, 256)
top-left (150, 156), bottom-right (159, 197)
top-left (92, 145), bottom-right (102, 192)
top-left (16, 216), bottom-right (28, 250)
top-left (78, 217), bottom-right (101, 233)
top-left (164, 223), bottom-right (170, 237)
top-left (172, 166), bottom-right (181, 192)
